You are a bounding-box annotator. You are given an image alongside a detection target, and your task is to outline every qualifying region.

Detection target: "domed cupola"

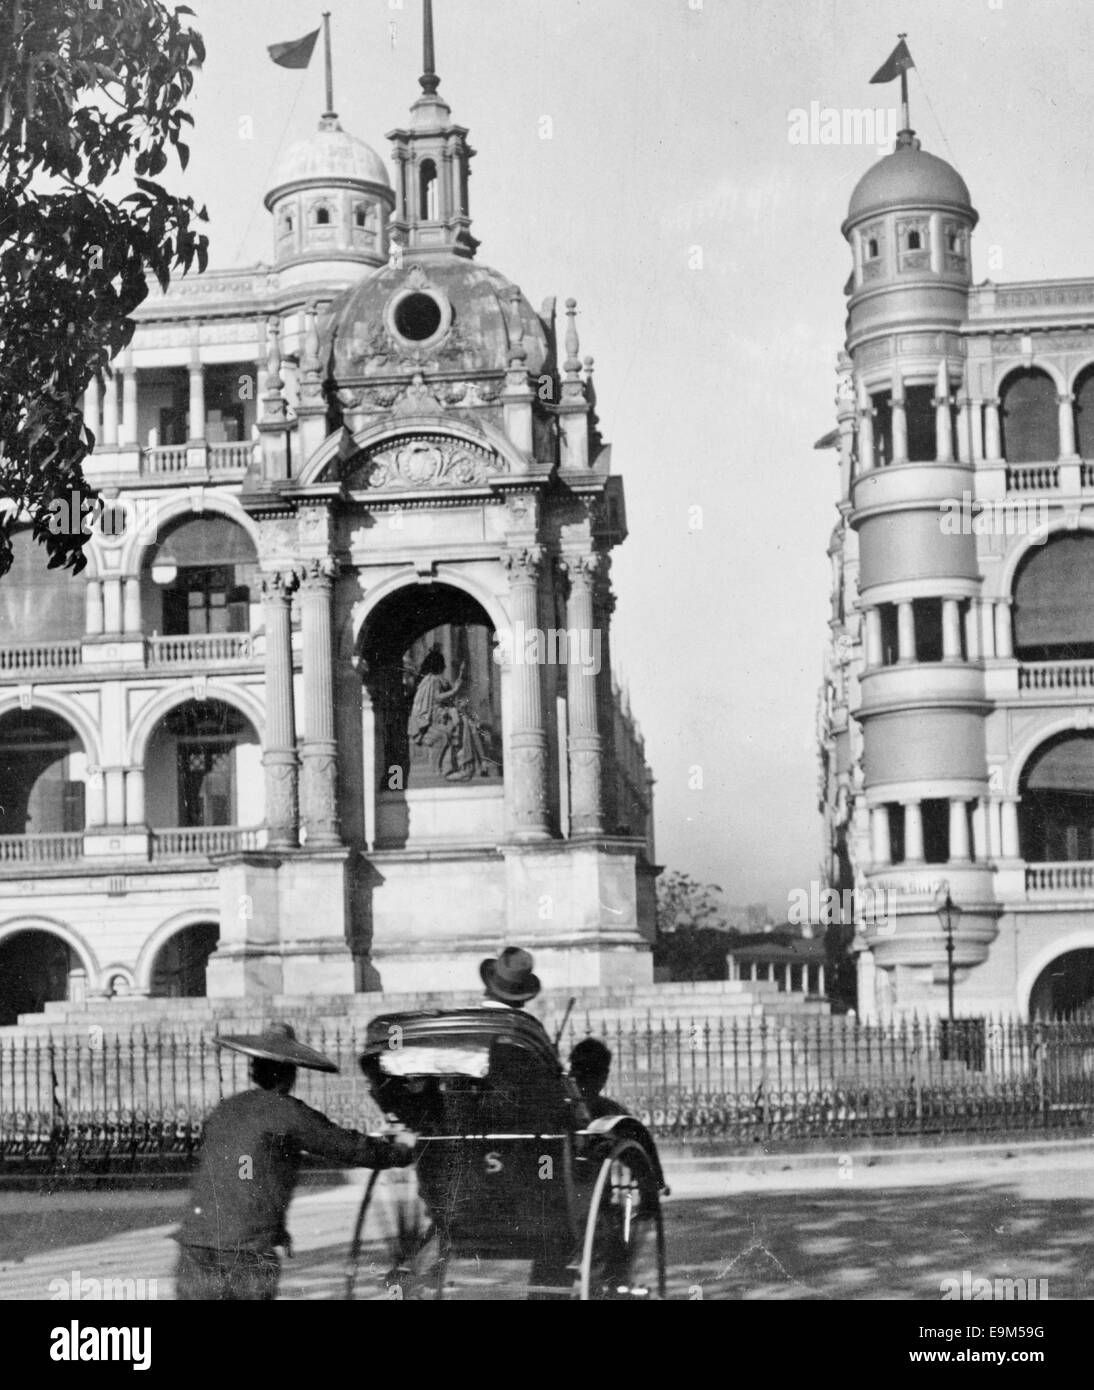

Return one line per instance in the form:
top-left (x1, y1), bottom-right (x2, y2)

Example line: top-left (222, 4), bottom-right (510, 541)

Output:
top-left (264, 114), bottom-right (395, 284)
top-left (842, 124), bottom-right (978, 353)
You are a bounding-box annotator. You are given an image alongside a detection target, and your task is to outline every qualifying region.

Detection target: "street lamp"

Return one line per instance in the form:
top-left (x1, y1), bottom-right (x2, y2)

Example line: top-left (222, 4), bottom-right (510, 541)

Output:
top-left (937, 888), bottom-right (963, 1027)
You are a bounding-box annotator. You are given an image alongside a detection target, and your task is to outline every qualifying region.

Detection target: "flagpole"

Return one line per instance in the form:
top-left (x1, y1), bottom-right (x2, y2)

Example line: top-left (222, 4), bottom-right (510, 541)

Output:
top-left (322, 10), bottom-right (334, 116)
top-left (898, 31), bottom-right (909, 132)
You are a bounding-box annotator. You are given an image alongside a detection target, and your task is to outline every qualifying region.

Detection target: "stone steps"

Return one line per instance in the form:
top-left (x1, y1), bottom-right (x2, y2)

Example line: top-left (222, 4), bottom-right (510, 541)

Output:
top-left (3, 979), bottom-right (839, 1039)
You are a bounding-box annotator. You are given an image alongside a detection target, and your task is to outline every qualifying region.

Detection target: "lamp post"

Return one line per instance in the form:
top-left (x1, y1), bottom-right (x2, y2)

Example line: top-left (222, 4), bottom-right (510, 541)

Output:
top-left (937, 888), bottom-right (962, 1058)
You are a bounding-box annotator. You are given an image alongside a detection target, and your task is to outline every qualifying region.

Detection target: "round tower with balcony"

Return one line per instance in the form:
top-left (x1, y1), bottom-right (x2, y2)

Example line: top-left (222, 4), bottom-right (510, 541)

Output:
top-left (843, 119), bottom-right (1001, 1016)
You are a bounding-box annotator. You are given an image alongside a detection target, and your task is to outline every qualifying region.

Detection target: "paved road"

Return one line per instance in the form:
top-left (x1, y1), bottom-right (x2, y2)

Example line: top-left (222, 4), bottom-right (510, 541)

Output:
top-left (0, 1145), bottom-right (1090, 1300)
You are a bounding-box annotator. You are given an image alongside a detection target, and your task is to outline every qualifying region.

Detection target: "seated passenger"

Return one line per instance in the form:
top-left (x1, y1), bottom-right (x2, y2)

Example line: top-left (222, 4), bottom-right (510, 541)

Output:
top-left (569, 1038), bottom-right (629, 1120)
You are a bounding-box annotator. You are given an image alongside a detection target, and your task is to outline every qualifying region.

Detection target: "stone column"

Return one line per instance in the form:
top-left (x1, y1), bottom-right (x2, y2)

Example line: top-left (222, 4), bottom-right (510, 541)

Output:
top-left (871, 804), bottom-right (891, 866)
top-left (188, 361), bottom-right (205, 442)
top-left (102, 577), bottom-right (122, 634)
top-left (970, 399), bottom-right (984, 462)
top-left (942, 598), bottom-right (962, 660)
top-left (1059, 393), bottom-right (1077, 458)
top-left (988, 797), bottom-right (1003, 858)
top-left (994, 599), bottom-right (1014, 659)
top-left (979, 599), bottom-right (997, 659)
top-left (858, 379), bottom-right (875, 472)
top-left (82, 377), bottom-right (100, 439)
top-left (972, 800), bottom-right (987, 862)
top-left (85, 770), bottom-right (106, 827)
top-left (949, 798), bottom-right (970, 862)
top-left (1001, 798), bottom-right (1021, 859)
top-left (101, 372), bottom-right (119, 446)
top-left (85, 579), bottom-right (104, 636)
top-left (891, 370), bottom-right (908, 465)
top-left (561, 552), bottom-right (604, 837)
top-left (904, 800), bottom-right (924, 863)
top-left (592, 560), bottom-right (619, 833)
top-left (262, 569), bottom-right (300, 851)
top-left (123, 577), bottom-right (141, 635)
top-left (503, 546), bottom-right (551, 841)
top-left (121, 366), bottom-right (138, 447)
top-left (299, 557), bottom-right (341, 848)
top-left (897, 601), bottom-right (916, 663)
top-left (984, 399), bottom-right (1002, 462)
top-left (965, 601), bottom-right (981, 661)
top-left (935, 363), bottom-right (953, 463)
top-left (864, 608), bottom-right (882, 667)
top-left (125, 767), bottom-right (145, 826)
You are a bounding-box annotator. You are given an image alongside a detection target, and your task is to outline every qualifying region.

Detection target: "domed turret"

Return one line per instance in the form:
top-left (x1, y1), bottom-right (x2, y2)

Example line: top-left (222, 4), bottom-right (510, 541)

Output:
top-left (264, 114), bottom-right (395, 284)
top-left (842, 131), bottom-right (978, 356)
top-left (326, 257), bottom-right (550, 383)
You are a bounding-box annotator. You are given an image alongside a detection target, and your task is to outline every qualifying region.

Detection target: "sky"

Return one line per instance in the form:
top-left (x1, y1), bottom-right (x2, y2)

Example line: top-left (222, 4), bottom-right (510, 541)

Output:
top-left (169, 0), bottom-right (1094, 914)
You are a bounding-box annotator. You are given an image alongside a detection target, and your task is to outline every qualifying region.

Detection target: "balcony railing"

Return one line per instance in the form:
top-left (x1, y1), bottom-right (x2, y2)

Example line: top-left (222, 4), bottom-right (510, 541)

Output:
top-left (144, 445), bottom-right (188, 474)
top-left (150, 826), bottom-right (266, 858)
top-left (147, 633), bottom-right (256, 664)
top-left (1025, 861), bottom-right (1094, 893)
top-left (208, 441), bottom-right (252, 471)
top-left (0, 642), bottom-right (82, 674)
top-left (0, 833), bottom-right (84, 864)
top-left (1018, 660), bottom-right (1094, 693)
top-left (1006, 463), bottom-right (1059, 492)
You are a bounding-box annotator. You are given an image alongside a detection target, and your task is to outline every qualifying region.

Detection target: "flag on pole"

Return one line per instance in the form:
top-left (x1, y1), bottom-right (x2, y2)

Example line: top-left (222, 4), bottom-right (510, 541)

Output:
top-left (870, 38), bottom-right (915, 85)
top-left (268, 28), bottom-right (320, 69)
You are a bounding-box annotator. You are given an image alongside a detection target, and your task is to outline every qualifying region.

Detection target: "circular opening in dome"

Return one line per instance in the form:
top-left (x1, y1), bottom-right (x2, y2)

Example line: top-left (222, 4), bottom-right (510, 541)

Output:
top-left (393, 292), bottom-right (443, 342)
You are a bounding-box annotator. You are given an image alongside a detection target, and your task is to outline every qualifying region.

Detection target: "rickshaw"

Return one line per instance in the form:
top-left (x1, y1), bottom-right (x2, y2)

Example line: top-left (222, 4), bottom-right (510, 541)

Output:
top-left (346, 1007), bottom-right (669, 1300)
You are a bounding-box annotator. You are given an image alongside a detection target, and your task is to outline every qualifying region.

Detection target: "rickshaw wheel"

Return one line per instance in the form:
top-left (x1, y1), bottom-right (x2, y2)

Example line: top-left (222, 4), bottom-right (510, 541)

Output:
top-left (344, 1166), bottom-right (448, 1300)
top-left (578, 1138), bottom-right (666, 1301)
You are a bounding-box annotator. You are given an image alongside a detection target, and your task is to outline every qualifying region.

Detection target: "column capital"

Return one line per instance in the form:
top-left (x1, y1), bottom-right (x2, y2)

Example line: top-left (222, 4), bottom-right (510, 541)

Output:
top-left (559, 551), bottom-right (602, 589)
top-left (261, 567), bottom-right (302, 601)
top-left (300, 556), bottom-right (338, 591)
top-left (503, 544), bottom-right (544, 583)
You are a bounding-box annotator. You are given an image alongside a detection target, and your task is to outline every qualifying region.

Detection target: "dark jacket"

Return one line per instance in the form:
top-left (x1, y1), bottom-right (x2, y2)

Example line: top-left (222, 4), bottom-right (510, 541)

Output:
top-left (178, 1087), bottom-right (402, 1254)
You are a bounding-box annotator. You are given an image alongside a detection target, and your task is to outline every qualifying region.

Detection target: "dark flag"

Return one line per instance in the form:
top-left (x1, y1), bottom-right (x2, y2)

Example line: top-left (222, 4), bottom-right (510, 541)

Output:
top-left (870, 38), bottom-right (915, 85)
top-left (268, 28), bottom-right (320, 70)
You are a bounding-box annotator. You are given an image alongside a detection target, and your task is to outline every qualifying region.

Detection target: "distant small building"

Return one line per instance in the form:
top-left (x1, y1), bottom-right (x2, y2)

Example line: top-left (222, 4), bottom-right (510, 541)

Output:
top-left (726, 924), bottom-right (828, 997)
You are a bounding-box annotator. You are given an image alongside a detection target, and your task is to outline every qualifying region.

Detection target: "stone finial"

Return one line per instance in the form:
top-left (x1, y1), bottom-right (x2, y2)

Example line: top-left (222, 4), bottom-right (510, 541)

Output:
top-left (563, 297), bottom-right (581, 376)
top-left (263, 315), bottom-right (287, 422)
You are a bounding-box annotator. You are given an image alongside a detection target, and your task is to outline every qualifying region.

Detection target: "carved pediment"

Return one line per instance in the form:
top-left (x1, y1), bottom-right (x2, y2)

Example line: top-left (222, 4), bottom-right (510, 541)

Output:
top-left (343, 433), bottom-right (508, 491)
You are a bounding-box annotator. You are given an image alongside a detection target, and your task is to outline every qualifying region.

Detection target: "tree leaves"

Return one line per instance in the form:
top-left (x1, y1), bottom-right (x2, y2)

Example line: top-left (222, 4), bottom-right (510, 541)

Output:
top-left (0, 0), bottom-right (208, 579)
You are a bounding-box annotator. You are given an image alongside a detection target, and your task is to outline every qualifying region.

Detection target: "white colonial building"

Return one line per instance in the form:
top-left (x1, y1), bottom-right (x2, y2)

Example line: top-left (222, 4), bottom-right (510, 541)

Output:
top-left (819, 115), bottom-right (1094, 1019)
top-left (0, 34), bottom-right (656, 1023)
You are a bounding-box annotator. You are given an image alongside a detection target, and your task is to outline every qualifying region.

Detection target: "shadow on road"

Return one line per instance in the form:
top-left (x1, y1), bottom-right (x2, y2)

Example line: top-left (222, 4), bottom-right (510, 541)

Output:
top-left (667, 1183), bottom-right (1094, 1300)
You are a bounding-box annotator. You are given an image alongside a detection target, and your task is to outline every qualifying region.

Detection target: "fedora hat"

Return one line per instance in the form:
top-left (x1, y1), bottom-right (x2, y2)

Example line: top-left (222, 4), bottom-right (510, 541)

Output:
top-left (214, 1022), bottom-right (339, 1073)
top-left (480, 946), bottom-right (541, 1004)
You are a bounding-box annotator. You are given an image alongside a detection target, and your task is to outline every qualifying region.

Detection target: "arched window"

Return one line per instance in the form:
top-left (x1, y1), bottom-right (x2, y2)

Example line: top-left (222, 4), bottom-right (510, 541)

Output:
top-left (419, 160), bottom-right (438, 221)
top-left (316, 206), bottom-right (330, 225)
top-left (1012, 532), bottom-right (1094, 660)
top-left (145, 700), bottom-right (262, 831)
top-left (354, 202), bottom-right (368, 229)
top-left (1073, 366), bottom-right (1094, 458)
top-left (866, 237), bottom-right (879, 260)
top-left (0, 709), bottom-right (86, 835)
top-left (145, 515), bottom-right (257, 637)
top-left (907, 230), bottom-right (921, 251)
top-left (1000, 368), bottom-right (1059, 463)
top-left (1020, 732), bottom-right (1094, 862)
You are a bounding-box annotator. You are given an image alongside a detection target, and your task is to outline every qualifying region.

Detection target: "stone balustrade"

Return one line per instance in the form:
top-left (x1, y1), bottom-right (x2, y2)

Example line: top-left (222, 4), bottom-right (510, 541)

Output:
top-left (1025, 861), bottom-right (1094, 893)
top-left (147, 633), bottom-right (256, 665)
top-left (0, 642), bottom-right (82, 674)
top-left (0, 833), bottom-right (84, 864)
top-left (1018, 660), bottom-right (1094, 692)
top-left (150, 826), bottom-right (266, 858)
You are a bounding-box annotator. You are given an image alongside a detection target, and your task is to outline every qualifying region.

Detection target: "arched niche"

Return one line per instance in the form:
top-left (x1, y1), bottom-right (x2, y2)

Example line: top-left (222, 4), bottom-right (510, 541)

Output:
top-left (358, 582), bottom-right (503, 793)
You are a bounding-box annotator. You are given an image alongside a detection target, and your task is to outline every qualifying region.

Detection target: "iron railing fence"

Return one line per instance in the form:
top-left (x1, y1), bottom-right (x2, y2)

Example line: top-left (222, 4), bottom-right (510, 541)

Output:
top-left (1, 1014), bottom-right (1092, 1171)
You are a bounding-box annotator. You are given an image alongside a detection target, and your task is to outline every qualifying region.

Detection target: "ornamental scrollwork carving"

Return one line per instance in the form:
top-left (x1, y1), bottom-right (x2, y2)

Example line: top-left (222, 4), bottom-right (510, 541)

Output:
top-left (346, 434), bottom-right (507, 490)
